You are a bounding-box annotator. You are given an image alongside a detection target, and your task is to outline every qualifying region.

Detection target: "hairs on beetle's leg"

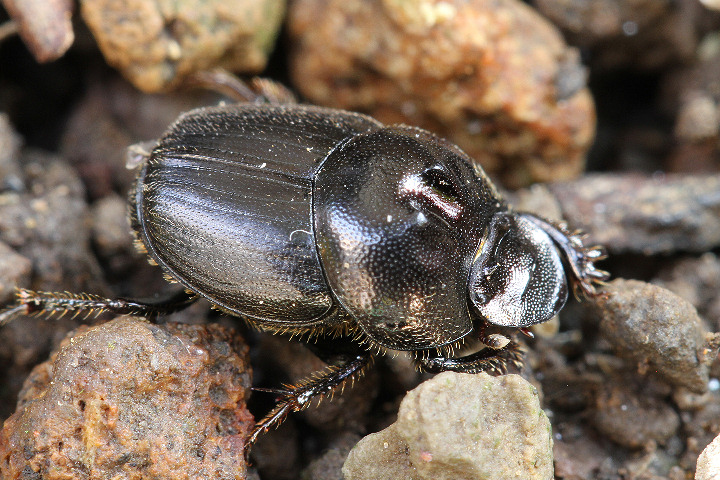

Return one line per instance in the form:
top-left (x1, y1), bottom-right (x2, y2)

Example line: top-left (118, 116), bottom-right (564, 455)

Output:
top-left (246, 352), bottom-right (372, 450)
top-left (415, 341), bottom-right (524, 375)
top-left (0, 288), bottom-right (198, 326)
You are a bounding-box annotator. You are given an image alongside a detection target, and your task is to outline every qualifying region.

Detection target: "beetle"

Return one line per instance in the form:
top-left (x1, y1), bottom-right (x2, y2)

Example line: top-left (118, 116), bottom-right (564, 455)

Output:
top-left (0, 83), bottom-right (608, 446)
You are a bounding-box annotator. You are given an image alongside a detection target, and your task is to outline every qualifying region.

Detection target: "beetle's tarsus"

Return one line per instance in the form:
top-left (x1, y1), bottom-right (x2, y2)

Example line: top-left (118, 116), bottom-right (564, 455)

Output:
top-left (416, 340), bottom-right (524, 375)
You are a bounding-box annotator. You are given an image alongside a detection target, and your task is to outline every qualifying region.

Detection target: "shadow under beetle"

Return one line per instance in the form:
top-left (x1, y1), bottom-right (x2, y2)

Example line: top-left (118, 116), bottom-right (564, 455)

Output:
top-left (0, 78), bottom-right (608, 448)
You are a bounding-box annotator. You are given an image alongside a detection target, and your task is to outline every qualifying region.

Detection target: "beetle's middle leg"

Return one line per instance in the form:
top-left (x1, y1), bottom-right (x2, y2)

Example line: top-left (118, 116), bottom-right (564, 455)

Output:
top-left (247, 350), bottom-right (372, 446)
top-left (0, 288), bottom-right (198, 326)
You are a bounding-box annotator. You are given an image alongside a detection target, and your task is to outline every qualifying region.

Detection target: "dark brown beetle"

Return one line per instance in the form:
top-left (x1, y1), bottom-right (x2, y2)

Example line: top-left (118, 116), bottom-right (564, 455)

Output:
top-left (0, 80), bottom-right (608, 446)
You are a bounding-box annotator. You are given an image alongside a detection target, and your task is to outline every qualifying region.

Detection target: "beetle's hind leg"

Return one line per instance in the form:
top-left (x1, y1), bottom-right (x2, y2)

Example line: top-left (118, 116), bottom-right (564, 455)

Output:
top-left (182, 70), bottom-right (297, 105)
top-left (414, 340), bottom-right (524, 375)
top-left (0, 288), bottom-right (198, 326)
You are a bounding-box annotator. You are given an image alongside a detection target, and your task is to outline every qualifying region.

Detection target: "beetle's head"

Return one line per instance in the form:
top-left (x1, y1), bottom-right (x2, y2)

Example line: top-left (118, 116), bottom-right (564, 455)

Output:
top-left (469, 212), bottom-right (568, 328)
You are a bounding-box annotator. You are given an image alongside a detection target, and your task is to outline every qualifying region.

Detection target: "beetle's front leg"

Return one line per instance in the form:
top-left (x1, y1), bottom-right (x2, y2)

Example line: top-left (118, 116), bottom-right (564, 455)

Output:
top-left (518, 213), bottom-right (609, 297)
top-left (247, 351), bottom-right (372, 446)
top-left (415, 340), bottom-right (524, 375)
top-left (0, 288), bottom-right (198, 326)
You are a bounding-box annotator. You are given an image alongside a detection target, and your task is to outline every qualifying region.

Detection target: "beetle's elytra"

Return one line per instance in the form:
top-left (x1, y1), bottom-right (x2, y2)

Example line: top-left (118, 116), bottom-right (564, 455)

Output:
top-left (1, 98), bottom-right (608, 447)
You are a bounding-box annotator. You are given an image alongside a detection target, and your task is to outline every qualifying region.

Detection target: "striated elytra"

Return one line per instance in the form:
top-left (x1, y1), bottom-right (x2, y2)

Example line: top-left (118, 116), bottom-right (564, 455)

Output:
top-left (1, 101), bottom-right (608, 448)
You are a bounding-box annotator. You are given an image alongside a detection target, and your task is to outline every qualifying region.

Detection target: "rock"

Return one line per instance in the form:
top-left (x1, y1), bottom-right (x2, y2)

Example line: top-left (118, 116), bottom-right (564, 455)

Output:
top-left (535, 0), bottom-right (702, 71)
top-left (288, 0), bottom-right (595, 188)
top-left (593, 374), bottom-right (680, 449)
top-left (0, 113), bottom-right (23, 191)
top-left (3, 0), bottom-right (74, 63)
top-left (343, 372), bottom-right (553, 480)
top-left (0, 317), bottom-right (253, 479)
top-left (343, 423), bottom-right (417, 480)
top-left (592, 279), bottom-right (710, 393)
top-left (79, 0), bottom-right (286, 92)
top-left (549, 173), bottom-right (720, 255)
top-left (91, 193), bottom-right (133, 254)
top-left (0, 149), bottom-right (104, 293)
top-left (90, 193), bottom-right (142, 278)
top-left (301, 432), bottom-right (361, 480)
top-left (0, 241), bottom-right (30, 304)
top-left (654, 253), bottom-right (720, 330)
top-left (696, 433), bottom-right (720, 480)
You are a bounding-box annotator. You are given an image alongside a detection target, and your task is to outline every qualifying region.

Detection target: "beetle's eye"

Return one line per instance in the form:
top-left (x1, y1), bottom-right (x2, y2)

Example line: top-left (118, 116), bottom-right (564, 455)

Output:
top-left (420, 167), bottom-right (459, 202)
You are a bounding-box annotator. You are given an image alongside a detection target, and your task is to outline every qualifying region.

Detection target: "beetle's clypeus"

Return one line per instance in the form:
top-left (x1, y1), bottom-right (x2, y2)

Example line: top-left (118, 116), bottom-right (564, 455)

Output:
top-left (0, 93), bottom-right (608, 448)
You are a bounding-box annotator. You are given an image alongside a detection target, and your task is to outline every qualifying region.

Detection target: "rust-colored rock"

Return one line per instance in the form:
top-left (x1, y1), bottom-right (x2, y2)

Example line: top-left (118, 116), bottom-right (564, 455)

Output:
top-left (79, 0), bottom-right (285, 92)
top-left (288, 0), bottom-right (595, 188)
top-left (0, 317), bottom-right (253, 479)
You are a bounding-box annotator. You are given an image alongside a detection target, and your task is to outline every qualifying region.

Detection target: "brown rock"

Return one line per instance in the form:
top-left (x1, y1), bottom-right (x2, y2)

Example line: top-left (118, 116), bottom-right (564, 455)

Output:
top-left (535, 0), bottom-right (702, 71)
top-left (0, 317), bottom-right (253, 479)
top-left (549, 173), bottom-right (720, 255)
top-left (593, 376), bottom-right (680, 449)
top-left (592, 279), bottom-right (710, 393)
top-left (288, 0), bottom-right (595, 188)
top-left (2, 0), bottom-right (74, 62)
top-left (79, 0), bottom-right (285, 92)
